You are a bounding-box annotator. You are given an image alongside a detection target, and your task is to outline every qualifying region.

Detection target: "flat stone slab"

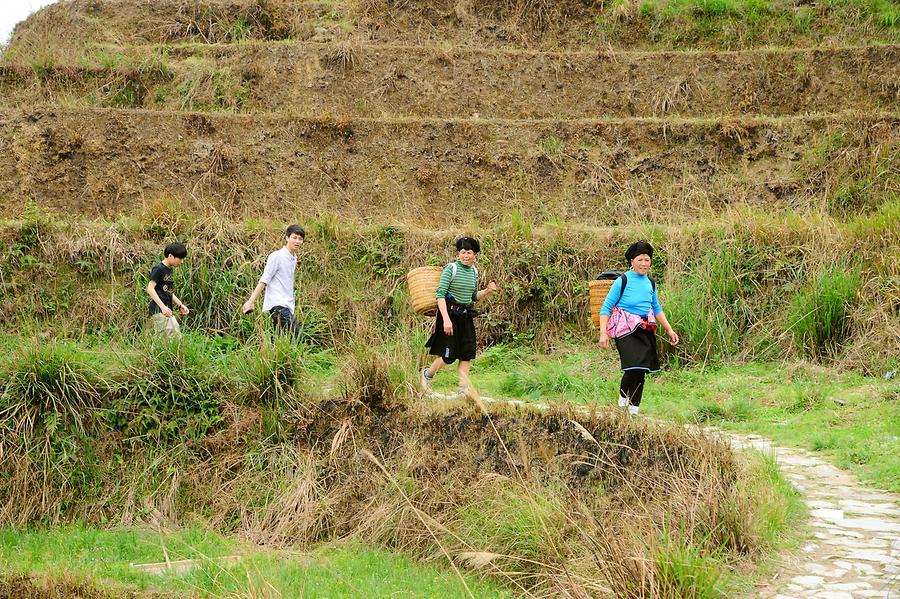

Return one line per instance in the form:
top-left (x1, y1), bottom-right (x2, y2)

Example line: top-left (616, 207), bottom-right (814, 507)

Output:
top-left (131, 555), bottom-right (242, 574)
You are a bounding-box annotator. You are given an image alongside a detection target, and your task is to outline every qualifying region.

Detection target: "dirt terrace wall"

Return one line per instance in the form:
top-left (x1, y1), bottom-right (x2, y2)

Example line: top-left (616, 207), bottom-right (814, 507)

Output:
top-left (1, 108), bottom-right (896, 223)
top-left (9, 0), bottom-right (899, 52)
top-left (2, 45), bottom-right (897, 119)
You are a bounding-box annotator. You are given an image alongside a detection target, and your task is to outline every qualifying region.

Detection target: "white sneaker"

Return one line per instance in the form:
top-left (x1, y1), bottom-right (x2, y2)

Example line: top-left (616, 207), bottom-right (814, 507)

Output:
top-left (455, 384), bottom-right (469, 399)
top-left (618, 394), bottom-right (629, 408)
top-left (421, 368), bottom-right (433, 392)
top-left (629, 405), bottom-right (639, 416)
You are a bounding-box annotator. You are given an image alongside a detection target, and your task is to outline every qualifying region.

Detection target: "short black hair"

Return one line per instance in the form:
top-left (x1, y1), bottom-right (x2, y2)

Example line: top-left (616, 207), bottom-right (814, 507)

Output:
top-left (625, 240), bottom-right (653, 262)
top-left (285, 224), bottom-right (306, 239)
top-left (164, 242), bottom-right (187, 259)
top-left (455, 236), bottom-right (481, 253)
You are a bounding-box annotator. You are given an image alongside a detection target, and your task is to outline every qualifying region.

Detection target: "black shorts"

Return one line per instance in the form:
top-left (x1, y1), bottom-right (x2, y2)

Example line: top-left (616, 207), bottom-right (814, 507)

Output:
top-left (426, 310), bottom-right (477, 364)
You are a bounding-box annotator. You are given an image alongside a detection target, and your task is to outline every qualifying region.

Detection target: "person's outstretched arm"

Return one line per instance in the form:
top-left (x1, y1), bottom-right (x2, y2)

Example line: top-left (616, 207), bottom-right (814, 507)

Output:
top-left (475, 281), bottom-right (498, 300)
top-left (655, 312), bottom-right (679, 345)
top-left (242, 282), bottom-right (266, 314)
top-left (244, 253), bottom-right (281, 313)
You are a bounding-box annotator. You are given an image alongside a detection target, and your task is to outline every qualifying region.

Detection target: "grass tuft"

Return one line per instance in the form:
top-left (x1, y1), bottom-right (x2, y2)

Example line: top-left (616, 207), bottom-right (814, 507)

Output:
top-left (109, 335), bottom-right (227, 444)
top-left (788, 264), bottom-right (861, 359)
top-left (0, 341), bottom-right (108, 439)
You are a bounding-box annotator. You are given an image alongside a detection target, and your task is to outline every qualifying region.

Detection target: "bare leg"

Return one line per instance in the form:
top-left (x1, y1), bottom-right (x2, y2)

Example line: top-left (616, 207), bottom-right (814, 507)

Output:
top-left (458, 360), bottom-right (471, 390)
top-left (428, 357), bottom-right (448, 377)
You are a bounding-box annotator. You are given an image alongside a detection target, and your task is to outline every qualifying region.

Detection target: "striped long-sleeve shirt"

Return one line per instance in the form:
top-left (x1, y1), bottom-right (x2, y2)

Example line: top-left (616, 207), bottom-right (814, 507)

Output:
top-left (435, 261), bottom-right (478, 305)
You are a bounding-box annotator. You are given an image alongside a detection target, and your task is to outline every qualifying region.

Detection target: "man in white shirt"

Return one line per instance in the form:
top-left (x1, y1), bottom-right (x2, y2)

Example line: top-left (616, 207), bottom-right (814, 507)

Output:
top-left (242, 224), bottom-right (305, 338)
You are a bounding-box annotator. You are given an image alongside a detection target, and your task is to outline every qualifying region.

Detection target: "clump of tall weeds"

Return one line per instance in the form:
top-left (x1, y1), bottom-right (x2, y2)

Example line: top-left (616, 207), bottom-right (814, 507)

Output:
top-left (109, 336), bottom-right (228, 445)
top-left (0, 341), bottom-right (109, 440)
top-left (240, 335), bottom-right (313, 408)
top-left (339, 347), bottom-right (407, 412)
top-left (788, 264), bottom-right (862, 359)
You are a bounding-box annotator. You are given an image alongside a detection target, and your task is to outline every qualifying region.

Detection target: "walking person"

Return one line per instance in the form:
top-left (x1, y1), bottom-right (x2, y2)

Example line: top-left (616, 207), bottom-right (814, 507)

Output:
top-left (146, 242), bottom-right (189, 338)
top-left (597, 240), bottom-right (679, 415)
top-left (420, 236), bottom-right (498, 397)
top-left (242, 224), bottom-right (306, 339)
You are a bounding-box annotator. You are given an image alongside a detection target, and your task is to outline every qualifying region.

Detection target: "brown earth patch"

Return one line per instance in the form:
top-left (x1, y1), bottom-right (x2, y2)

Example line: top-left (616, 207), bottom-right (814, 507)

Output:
top-left (8, 0), bottom-right (898, 53)
top-left (2, 44), bottom-right (897, 119)
top-left (0, 573), bottom-right (163, 599)
top-left (1, 107), bottom-right (895, 223)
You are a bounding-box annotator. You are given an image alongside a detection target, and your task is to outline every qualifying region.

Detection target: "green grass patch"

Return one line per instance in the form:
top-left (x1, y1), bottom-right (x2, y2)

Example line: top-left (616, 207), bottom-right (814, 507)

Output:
top-left (456, 483), bottom-right (565, 567)
top-left (654, 529), bottom-right (728, 599)
top-left (0, 525), bottom-right (511, 598)
top-left (787, 264), bottom-right (861, 359)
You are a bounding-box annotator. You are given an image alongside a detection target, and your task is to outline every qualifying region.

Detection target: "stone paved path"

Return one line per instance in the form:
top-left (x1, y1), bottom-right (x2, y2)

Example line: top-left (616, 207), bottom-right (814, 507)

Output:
top-left (454, 392), bottom-right (900, 598)
top-left (719, 431), bottom-right (900, 599)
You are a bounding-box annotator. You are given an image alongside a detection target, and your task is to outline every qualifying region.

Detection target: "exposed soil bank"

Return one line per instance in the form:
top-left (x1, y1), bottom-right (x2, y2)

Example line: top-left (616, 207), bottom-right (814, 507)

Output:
top-left (10, 0), bottom-right (899, 51)
top-left (2, 45), bottom-right (897, 118)
top-left (1, 107), bottom-right (895, 222)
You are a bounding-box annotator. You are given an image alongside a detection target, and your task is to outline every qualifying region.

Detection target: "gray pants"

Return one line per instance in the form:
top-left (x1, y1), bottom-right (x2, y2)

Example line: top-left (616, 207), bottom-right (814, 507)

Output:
top-left (150, 313), bottom-right (182, 338)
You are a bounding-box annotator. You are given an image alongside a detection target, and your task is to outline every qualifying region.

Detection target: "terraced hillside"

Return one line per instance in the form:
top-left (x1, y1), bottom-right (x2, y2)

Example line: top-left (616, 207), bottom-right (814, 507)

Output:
top-left (0, 0), bottom-right (897, 354)
top-left (0, 0), bottom-right (897, 222)
top-left (0, 2), bottom-right (898, 597)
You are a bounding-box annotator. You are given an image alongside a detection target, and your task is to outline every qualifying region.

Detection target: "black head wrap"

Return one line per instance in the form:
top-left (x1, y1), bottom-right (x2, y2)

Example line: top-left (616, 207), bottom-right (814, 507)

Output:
top-left (625, 240), bottom-right (654, 262)
top-left (455, 236), bottom-right (481, 253)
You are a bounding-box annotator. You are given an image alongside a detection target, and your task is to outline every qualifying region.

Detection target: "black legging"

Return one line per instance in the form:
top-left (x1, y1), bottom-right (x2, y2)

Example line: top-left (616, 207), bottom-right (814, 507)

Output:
top-left (620, 370), bottom-right (646, 407)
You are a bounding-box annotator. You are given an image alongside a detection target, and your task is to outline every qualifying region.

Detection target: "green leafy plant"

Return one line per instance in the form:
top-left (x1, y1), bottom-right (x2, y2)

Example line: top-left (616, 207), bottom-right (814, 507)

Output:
top-left (110, 336), bottom-right (227, 444)
top-left (0, 342), bottom-right (108, 438)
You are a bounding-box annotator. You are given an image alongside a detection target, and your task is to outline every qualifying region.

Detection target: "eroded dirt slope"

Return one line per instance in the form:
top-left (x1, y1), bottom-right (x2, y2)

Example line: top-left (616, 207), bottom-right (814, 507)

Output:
top-left (2, 45), bottom-right (897, 118)
top-left (1, 108), bottom-right (895, 222)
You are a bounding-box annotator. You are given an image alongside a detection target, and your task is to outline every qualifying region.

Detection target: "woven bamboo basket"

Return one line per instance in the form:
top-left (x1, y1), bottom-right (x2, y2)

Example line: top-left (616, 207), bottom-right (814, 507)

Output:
top-left (588, 279), bottom-right (615, 329)
top-left (407, 266), bottom-right (443, 316)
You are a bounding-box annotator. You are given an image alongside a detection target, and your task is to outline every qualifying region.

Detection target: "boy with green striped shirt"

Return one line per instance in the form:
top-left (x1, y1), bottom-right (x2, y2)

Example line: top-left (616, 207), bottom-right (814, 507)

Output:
top-left (422, 236), bottom-right (498, 396)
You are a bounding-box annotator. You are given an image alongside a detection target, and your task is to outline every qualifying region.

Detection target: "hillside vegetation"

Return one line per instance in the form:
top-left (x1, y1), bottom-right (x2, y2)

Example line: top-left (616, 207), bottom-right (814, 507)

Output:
top-left (0, 0), bottom-right (897, 596)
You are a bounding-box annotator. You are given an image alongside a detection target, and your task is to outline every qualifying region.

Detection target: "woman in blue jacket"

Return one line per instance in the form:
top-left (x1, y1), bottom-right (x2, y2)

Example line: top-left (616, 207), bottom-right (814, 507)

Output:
top-left (597, 241), bottom-right (679, 415)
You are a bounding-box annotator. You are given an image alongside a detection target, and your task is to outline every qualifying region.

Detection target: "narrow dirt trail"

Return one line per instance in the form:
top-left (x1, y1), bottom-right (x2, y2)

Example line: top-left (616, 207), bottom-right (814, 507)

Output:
top-left (461, 393), bottom-right (900, 598)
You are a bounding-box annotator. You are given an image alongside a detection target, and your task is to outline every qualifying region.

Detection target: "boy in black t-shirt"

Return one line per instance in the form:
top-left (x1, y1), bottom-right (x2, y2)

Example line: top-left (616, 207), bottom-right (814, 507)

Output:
top-left (146, 242), bottom-right (189, 338)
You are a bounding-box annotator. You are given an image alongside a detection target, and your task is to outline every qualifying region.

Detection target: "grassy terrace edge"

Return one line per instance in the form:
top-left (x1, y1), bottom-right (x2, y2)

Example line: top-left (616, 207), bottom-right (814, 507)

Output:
top-left (1, 203), bottom-right (897, 369)
top-left (0, 331), bottom-right (807, 597)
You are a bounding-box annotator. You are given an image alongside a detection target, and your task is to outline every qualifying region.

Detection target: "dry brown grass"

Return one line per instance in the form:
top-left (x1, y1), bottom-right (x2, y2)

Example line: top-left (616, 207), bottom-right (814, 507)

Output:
top-left (652, 78), bottom-right (692, 116)
top-left (0, 286), bottom-right (815, 591)
top-left (321, 42), bottom-right (359, 70)
top-left (0, 572), bottom-right (162, 599)
top-left (0, 346), bottom-right (776, 596)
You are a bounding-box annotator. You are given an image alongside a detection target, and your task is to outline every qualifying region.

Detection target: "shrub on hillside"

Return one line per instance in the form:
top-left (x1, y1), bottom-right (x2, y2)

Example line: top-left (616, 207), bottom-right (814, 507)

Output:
top-left (108, 336), bottom-right (228, 444)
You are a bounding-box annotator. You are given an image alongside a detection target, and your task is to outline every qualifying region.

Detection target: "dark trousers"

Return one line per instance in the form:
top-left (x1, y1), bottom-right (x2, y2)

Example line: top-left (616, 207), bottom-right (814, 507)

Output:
top-left (269, 306), bottom-right (302, 340)
top-left (620, 370), bottom-right (646, 407)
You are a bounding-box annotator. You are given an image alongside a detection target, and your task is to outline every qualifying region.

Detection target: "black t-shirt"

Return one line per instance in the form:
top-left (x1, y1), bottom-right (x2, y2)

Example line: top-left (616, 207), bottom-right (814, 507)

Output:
top-left (147, 262), bottom-right (175, 315)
